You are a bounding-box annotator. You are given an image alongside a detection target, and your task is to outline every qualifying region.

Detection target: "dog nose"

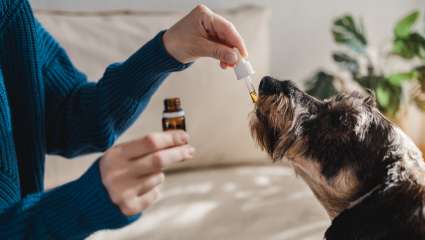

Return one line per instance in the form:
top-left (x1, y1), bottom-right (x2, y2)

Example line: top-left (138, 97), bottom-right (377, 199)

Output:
top-left (259, 76), bottom-right (278, 95)
top-left (259, 76), bottom-right (296, 95)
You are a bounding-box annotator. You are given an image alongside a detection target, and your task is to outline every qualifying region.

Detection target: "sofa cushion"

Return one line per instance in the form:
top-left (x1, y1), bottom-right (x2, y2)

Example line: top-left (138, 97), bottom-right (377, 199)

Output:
top-left (37, 7), bottom-right (270, 188)
top-left (88, 165), bottom-right (328, 240)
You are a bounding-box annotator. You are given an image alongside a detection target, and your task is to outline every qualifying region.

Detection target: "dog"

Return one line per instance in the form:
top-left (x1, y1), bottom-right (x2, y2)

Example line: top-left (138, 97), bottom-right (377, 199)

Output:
top-left (250, 76), bottom-right (425, 240)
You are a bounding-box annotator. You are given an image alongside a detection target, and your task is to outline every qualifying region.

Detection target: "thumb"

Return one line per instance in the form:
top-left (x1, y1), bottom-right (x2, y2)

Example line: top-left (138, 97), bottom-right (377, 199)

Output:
top-left (200, 40), bottom-right (239, 65)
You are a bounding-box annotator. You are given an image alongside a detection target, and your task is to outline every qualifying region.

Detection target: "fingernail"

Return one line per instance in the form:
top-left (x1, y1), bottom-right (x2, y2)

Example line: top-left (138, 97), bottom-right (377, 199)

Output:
top-left (224, 52), bottom-right (238, 64)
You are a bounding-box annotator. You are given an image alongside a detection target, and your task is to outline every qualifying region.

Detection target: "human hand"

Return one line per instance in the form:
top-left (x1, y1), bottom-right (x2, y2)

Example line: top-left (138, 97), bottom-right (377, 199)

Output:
top-left (163, 4), bottom-right (248, 69)
top-left (99, 130), bottom-right (194, 216)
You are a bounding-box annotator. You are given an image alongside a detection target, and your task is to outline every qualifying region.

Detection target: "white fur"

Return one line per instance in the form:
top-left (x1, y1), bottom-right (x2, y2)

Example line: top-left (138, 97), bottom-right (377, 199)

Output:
top-left (354, 111), bottom-right (369, 141)
top-left (386, 126), bottom-right (425, 189)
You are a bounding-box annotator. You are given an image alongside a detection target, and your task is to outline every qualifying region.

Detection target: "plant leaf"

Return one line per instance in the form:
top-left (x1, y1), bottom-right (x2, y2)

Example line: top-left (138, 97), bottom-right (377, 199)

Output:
top-left (394, 10), bottom-right (420, 39)
top-left (412, 33), bottom-right (425, 59)
top-left (355, 75), bottom-right (381, 90)
top-left (393, 33), bottom-right (425, 59)
top-left (374, 80), bottom-right (402, 117)
top-left (332, 52), bottom-right (359, 77)
top-left (376, 85), bottom-right (390, 108)
top-left (332, 15), bottom-right (368, 53)
top-left (305, 71), bottom-right (337, 100)
top-left (387, 71), bottom-right (417, 86)
top-left (393, 39), bottom-right (416, 58)
top-left (417, 65), bottom-right (425, 92)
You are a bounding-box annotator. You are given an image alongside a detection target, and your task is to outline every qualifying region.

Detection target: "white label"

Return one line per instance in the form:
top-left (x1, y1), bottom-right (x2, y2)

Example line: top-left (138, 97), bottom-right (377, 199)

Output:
top-left (163, 111), bottom-right (185, 118)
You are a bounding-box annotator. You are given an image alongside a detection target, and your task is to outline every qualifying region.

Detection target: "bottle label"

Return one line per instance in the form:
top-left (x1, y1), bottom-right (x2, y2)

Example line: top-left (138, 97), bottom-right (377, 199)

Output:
top-left (162, 111), bottom-right (185, 118)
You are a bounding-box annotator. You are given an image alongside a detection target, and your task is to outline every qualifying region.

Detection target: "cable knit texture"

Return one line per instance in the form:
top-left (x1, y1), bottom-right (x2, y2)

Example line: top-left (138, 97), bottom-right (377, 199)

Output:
top-left (0, 0), bottom-right (190, 238)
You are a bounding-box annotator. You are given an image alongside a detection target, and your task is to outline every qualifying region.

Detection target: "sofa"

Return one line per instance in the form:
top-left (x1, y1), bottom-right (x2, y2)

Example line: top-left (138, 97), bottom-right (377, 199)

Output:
top-left (36, 6), bottom-right (329, 240)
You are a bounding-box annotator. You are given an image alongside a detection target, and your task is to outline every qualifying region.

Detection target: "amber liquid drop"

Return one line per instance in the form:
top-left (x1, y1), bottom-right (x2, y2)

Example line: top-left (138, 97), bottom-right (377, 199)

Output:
top-left (249, 91), bottom-right (258, 103)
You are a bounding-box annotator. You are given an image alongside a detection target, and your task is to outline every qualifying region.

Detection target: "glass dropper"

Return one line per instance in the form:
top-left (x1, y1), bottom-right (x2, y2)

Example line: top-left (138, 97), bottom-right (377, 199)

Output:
top-left (234, 57), bottom-right (258, 103)
top-left (243, 76), bottom-right (258, 103)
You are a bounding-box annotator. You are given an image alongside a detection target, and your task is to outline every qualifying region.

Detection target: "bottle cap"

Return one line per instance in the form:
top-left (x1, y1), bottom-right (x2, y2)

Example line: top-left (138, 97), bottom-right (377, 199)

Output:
top-left (164, 98), bottom-right (182, 112)
top-left (234, 57), bottom-right (255, 80)
top-left (233, 48), bottom-right (254, 80)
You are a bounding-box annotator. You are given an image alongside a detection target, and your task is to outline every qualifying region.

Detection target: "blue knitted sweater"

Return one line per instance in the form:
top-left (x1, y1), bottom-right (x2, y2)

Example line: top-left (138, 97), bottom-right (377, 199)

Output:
top-left (0, 0), bottom-right (189, 238)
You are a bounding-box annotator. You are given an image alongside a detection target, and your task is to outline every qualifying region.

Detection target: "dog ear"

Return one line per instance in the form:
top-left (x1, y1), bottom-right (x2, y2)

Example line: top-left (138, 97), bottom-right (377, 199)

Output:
top-left (329, 109), bottom-right (356, 130)
top-left (364, 89), bottom-right (376, 107)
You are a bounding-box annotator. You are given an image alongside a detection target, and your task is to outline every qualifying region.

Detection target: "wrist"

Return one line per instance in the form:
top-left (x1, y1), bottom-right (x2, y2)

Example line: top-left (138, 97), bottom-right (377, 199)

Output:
top-left (163, 29), bottom-right (190, 64)
top-left (73, 160), bottom-right (141, 231)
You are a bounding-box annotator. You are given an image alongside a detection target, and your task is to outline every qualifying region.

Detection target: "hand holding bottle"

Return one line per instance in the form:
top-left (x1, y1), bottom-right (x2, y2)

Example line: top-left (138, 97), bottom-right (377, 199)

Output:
top-left (99, 131), bottom-right (194, 216)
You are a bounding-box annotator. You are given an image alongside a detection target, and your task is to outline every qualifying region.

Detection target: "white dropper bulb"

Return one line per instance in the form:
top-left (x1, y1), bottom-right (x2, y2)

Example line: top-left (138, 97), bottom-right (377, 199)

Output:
top-left (233, 52), bottom-right (257, 103)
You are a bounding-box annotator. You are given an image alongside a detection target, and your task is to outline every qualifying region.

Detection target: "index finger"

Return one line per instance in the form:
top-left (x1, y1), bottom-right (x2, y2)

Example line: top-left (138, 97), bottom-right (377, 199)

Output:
top-left (212, 14), bottom-right (248, 58)
top-left (118, 130), bottom-right (189, 159)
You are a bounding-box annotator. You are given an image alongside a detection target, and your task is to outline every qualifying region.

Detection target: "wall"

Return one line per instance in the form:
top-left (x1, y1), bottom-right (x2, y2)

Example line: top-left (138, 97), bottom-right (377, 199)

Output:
top-left (31, 0), bottom-right (425, 141)
top-left (31, 0), bottom-right (422, 79)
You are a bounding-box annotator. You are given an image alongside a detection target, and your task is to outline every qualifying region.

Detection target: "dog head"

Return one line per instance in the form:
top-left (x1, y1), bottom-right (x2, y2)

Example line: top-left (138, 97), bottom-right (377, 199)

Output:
top-left (250, 76), bottom-right (414, 217)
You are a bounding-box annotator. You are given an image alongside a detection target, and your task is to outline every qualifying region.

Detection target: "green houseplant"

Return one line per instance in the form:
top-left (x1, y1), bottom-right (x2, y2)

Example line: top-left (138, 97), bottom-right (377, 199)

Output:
top-left (306, 10), bottom-right (425, 121)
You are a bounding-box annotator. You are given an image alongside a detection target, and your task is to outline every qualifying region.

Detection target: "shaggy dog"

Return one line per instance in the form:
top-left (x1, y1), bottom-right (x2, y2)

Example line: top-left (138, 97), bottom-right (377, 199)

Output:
top-left (250, 76), bottom-right (425, 240)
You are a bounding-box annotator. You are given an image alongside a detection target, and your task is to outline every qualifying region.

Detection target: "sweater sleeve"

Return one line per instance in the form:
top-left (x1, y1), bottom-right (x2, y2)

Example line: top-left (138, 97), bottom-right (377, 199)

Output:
top-left (38, 20), bottom-right (191, 158)
top-left (0, 160), bottom-right (140, 239)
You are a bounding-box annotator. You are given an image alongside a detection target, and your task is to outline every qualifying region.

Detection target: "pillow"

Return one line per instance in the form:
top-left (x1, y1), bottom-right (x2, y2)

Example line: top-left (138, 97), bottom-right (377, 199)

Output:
top-left (38, 7), bottom-right (270, 188)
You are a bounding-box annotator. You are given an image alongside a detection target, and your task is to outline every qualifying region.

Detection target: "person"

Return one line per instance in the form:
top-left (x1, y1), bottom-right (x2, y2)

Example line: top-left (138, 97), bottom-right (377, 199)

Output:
top-left (0, 1), bottom-right (248, 238)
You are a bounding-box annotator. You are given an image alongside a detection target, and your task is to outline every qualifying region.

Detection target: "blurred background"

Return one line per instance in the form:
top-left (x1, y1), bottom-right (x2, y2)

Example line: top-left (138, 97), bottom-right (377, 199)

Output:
top-left (32, 1), bottom-right (424, 239)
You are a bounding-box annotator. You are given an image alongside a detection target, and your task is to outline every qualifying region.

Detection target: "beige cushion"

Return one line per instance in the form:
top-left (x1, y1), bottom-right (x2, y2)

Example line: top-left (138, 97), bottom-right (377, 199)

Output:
top-left (88, 165), bottom-right (328, 240)
top-left (37, 7), bottom-right (270, 188)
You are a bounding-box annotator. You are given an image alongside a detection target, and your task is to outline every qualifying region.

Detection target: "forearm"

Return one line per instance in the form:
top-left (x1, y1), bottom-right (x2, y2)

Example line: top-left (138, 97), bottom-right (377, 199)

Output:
top-left (0, 161), bottom-right (138, 239)
top-left (87, 30), bottom-right (191, 140)
top-left (97, 31), bottom-right (190, 100)
top-left (44, 31), bottom-right (191, 157)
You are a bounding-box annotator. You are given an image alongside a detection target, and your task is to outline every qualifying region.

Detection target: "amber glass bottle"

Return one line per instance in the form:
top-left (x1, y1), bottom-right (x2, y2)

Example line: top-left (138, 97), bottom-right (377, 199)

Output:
top-left (162, 98), bottom-right (186, 131)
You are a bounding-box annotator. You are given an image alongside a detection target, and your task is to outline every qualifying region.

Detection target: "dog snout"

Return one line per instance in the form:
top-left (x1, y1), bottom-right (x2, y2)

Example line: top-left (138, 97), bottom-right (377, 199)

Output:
top-left (259, 76), bottom-right (297, 96)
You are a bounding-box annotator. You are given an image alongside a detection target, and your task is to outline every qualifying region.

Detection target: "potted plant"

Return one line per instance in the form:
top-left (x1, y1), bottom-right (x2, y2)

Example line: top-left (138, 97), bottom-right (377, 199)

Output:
top-left (306, 10), bottom-right (425, 124)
